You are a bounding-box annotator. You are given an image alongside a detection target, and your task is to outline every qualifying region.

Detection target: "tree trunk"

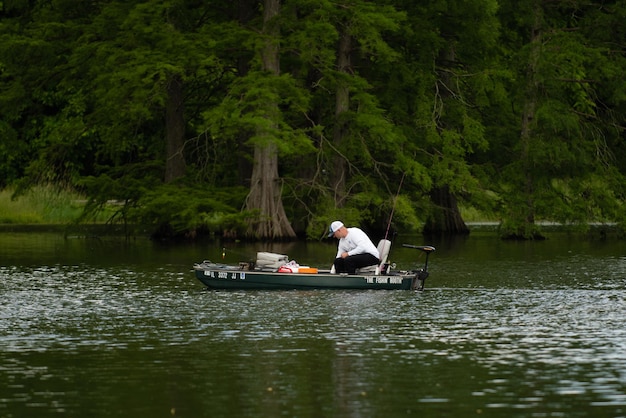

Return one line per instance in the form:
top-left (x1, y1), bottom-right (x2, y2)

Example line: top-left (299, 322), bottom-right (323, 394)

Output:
top-left (244, 0), bottom-right (296, 239)
top-left (235, 0), bottom-right (255, 186)
top-left (520, 5), bottom-right (541, 227)
top-left (425, 43), bottom-right (469, 234)
top-left (164, 74), bottom-right (186, 183)
top-left (246, 143), bottom-right (296, 239)
top-left (503, 2), bottom-right (544, 240)
top-left (423, 186), bottom-right (470, 235)
top-left (331, 29), bottom-right (352, 207)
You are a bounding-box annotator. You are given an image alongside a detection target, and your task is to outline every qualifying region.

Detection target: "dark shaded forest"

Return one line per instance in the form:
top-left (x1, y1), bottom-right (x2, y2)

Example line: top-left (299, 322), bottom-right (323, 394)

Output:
top-left (1, 0), bottom-right (625, 240)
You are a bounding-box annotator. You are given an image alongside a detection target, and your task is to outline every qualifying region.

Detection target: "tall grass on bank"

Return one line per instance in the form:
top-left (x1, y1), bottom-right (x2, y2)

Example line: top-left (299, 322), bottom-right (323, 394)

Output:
top-left (0, 186), bottom-right (86, 224)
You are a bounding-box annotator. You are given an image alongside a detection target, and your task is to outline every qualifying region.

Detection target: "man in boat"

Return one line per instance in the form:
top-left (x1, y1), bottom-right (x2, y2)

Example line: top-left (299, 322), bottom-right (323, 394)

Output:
top-left (328, 221), bottom-right (380, 275)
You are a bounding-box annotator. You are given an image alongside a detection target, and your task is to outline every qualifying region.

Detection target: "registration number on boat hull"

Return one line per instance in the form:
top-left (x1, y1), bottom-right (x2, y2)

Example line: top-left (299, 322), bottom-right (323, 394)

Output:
top-left (204, 271), bottom-right (245, 280)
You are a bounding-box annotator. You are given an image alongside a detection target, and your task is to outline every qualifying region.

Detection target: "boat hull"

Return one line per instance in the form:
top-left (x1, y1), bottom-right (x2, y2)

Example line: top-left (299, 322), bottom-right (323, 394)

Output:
top-left (194, 265), bottom-right (424, 290)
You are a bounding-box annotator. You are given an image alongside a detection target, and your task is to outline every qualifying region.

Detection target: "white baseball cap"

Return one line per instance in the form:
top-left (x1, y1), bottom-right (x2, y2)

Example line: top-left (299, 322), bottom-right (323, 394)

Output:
top-left (327, 221), bottom-right (344, 237)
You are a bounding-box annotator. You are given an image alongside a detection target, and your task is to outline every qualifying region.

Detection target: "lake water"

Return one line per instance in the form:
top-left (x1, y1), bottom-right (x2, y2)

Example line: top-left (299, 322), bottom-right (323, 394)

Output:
top-left (1, 231), bottom-right (625, 417)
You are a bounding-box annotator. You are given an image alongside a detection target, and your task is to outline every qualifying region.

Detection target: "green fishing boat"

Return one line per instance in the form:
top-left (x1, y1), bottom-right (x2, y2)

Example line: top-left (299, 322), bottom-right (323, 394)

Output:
top-left (193, 243), bottom-right (435, 291)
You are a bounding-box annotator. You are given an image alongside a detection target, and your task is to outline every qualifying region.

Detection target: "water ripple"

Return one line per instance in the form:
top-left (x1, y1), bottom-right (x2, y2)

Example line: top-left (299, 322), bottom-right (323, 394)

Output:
top-left (2, 252), bottom-right (625, 417)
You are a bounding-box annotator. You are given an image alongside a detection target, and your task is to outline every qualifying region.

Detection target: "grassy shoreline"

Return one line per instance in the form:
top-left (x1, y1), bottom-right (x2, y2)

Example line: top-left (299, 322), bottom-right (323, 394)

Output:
top-left (0, 186), bottom-right (133, 236)
top-left (0, 186), bottom-right (86, 225)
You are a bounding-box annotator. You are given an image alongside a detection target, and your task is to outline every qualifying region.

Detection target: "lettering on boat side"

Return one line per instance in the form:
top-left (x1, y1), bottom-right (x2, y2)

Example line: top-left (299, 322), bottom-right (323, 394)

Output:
top-left (364, 277), bottom-right (403, 284)
top-left (204, 271), bottom-right (246, 280)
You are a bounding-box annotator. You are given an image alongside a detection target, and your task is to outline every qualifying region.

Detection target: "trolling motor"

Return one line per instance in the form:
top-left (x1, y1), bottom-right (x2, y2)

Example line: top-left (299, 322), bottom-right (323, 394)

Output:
top-left (402, 244), bottom-right (436, 291)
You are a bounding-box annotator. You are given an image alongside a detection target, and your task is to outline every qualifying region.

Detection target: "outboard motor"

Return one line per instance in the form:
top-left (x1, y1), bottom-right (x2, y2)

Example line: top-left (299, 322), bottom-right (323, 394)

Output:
top-left (402, 245), bottom-right (436, 291)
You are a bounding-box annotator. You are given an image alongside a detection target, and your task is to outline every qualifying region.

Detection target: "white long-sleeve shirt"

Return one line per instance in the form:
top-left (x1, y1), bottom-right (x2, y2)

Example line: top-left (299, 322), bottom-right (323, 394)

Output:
top-left (335, 228), bottom-right (380, 259)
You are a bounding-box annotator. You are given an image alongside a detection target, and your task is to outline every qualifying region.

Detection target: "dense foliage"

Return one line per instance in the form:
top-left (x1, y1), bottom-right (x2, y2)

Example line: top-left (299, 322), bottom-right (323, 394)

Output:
top-left (1, 0), bottom-right (625, 239)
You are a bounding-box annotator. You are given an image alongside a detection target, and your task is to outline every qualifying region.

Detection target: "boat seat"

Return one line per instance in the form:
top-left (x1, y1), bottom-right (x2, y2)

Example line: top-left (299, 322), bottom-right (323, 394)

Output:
top-left (356, 239), bottom-right (391, 275)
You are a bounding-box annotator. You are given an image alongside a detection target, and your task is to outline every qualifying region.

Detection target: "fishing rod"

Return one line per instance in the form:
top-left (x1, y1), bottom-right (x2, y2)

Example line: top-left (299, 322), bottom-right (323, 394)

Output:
top-left (383, 172), bottom-right (405, 242)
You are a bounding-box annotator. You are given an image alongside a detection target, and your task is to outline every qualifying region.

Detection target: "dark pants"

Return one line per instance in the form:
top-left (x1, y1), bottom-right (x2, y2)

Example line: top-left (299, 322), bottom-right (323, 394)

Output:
top-left (334, 253), bottom-right (380, 275)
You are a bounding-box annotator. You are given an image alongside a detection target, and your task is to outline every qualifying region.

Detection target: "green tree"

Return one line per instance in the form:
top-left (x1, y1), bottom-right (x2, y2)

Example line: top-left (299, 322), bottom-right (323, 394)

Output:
top-left (496, 0), bottom-right (626, 238)
top-left (198, 0), bottom-right (316, 239)
top-left (0, 0), bottom-right (96, 189)
top-left (287, 0), bottom-right (419, 236)
top-left (377, 0), bottom-right (499, 234)
top-left (243, 0), bottom-right (297, 239)
top-left (199, 0), bottom-right (413, 239)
